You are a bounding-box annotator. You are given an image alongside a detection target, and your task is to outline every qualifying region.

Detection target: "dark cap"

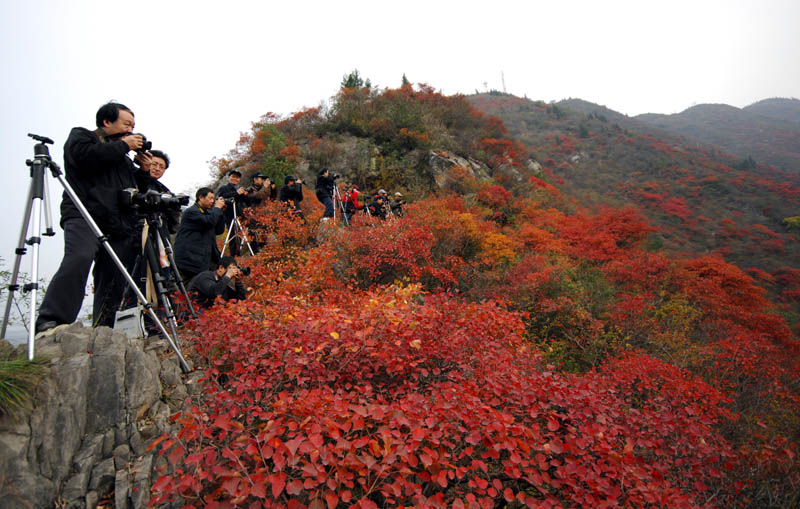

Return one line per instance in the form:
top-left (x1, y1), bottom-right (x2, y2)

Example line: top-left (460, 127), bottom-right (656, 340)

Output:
top-left (228, 169), bottom-right (242, 177)
top-left (253, 173), bottom-right (268, 179)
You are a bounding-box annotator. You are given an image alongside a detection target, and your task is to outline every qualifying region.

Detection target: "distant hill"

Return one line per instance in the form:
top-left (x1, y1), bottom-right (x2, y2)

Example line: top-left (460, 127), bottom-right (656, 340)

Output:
top-left (468, 93), bottom-right (800, 281)
top-left (744, 97), bottom-right (800, 127)
top-left (635, 99), bottom-right (800, 174)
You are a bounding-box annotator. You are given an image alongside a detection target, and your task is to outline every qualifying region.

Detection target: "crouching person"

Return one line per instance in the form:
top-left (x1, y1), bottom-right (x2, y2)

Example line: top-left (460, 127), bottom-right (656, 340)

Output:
top-left (187, 256), bottom-right (247, 310)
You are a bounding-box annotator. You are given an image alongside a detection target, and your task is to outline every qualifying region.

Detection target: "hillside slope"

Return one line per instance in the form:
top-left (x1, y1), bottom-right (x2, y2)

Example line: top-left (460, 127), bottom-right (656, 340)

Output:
top-left (143, 80), bottom-right (800, 507)
top-left (468, 93), bottom-right (800, 286)
top-left (744, 97), bottom-right (800, 127)
top-left (635, 101), bottom-right (800, 174)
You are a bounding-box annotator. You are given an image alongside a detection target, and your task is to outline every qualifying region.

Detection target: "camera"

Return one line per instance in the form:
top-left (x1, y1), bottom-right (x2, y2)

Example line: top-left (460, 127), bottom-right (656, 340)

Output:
top-left (238, 266), bottom-right (251, 276)
top-left (133, 133), bottom-right (152, 154)
top-left (332, 173), bottom-right (341, 180)
top-left (107, 131), bottom-right (152, 153)
top-left (120, 188), bottom-right (189, 214)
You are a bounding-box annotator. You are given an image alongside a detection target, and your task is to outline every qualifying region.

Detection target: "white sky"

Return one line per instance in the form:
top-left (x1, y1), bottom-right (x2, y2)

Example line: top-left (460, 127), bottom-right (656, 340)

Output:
top-left (1, 0), bottom-right (798, 292)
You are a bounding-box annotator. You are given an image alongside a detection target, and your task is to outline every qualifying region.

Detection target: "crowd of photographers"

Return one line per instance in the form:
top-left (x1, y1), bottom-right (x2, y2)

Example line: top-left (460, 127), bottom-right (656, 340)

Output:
top-left (35, 102), bottom-right (407, 337)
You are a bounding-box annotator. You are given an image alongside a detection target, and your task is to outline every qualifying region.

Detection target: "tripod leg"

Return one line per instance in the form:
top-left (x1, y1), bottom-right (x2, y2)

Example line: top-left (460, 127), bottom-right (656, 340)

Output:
top-left (117, 254), bottom-right (145, 311)
top-left (42, 173), bottom-right (55, 236)
top-left (1, 186), bottom-right (34, 339)
top-left (156, 224), bottom-right (198, 319)
top-left (221, 217), bottom-right (236, 256)
top-left (25, 197), bottom-right (45, 359)
top-left (234, 217), bottom-right (255, 256)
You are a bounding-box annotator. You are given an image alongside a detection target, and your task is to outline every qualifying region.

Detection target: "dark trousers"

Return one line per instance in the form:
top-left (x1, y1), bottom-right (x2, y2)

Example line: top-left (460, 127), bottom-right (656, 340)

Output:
top-left (36, 217), bottom-right (135, 330)
top-left (320, 195), bottom-right (334, 218)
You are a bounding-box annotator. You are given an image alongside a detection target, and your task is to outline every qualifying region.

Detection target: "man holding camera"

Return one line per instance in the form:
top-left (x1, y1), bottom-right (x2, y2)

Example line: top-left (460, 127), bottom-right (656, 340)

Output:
top-left (217, 170), bottom-right (249, 255)
top-left (36, 102), bottom-right (146, 333)
top-left (279, 175), bottom-right (304, 219)
top-left (186, 256), bottom-right (247, 310)
top-left (245, 173), bottom-right (271, 208)
top-left (136, 149), bottom-right (180, 234)
top-left (368, 191), bottom-right (388, 220)
top-left (314, 168), bottom-right (337, 220)
top-left (343, 183), bottom-right (364, 224)
top-left (173, 187), bottom-right (226, 284)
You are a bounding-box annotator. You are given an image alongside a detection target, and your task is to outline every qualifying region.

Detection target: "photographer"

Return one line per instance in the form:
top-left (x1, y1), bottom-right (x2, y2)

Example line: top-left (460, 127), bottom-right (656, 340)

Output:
top-left (136, 149), bottom-right (180, 234)
top-left (173, 187), bottom-right (226, 284)
top-left (314, 168), bottom-right (336, 220)
top-left (279, 175), bottom-right (304, 219)
top-left (217, 170), bottom-right (249, 255)
top-left (36, 102), bottom-right (147, 333)
top-left (343, 183), bottom-right (364, 224)
top-left (187, 256), bottom-right (247, 310)
top-left (368, 191), bottom-right (388, 220)
top-left (217, 169), bottom-right (248, 218)
top-left (265, 177), bottom-right (278, 201)
top-left (245, 173), bottom-right (270, 208)
top-left (390, 192), bottom-right (405, 218)
top-left (244, 173), bottom-right (270, 253)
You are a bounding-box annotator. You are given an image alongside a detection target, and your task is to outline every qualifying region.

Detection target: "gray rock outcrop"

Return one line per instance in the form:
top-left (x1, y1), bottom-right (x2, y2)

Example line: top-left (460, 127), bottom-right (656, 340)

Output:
top-left (0, 324), bottom-right (200, 508)
top-left (428, 150), bottom-right (491, 188)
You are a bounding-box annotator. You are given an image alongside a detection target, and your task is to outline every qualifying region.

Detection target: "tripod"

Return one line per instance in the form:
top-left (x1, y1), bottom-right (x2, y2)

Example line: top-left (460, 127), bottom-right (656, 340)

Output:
top-left (1, 135), bottom-right (56, 358)
top-left (0, 134), bottom-right (189, 372)
top-left (221, 200), bottom-right (254, 257)
top-left (332, 184), bottom-right (349, 226)
top-left (119, 210), bottom-right (198, 337)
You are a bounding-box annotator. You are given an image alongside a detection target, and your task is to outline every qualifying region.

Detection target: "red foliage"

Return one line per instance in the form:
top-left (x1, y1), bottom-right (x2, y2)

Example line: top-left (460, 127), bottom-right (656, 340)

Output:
top-left (152, 284), bottom-right (742, 507)
top-left (146, 183), bottom-right (799, 507)
top-left (476, 184), bottom-right (512, 209)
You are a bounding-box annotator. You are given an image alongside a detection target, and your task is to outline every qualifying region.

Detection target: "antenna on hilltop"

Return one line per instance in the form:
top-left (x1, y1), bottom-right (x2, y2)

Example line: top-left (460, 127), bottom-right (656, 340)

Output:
top-left (501, 71), bottom-right (507, 94)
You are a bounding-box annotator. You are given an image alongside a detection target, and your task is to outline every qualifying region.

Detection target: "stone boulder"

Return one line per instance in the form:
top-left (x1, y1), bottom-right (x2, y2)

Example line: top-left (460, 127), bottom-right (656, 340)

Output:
top-left (0, 324), bottom-right (193, 508)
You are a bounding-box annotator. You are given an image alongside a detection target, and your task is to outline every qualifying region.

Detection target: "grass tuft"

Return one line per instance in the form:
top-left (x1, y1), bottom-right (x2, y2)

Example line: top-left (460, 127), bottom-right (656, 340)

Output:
top-left (0, 359), bottom-right (46, 417)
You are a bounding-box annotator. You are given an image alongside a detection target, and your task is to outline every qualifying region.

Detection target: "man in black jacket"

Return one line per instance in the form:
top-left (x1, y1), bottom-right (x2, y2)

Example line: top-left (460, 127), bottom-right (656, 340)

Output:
top-left (279, 175), bottom-right (304, 219)
top-left (36, 102), bottom-right (146, 333)
top-left (217, 170), bottom-right (249, 255)
top-left (314, 168), bottom-right (336, 219)
top-left (187, 256), bottom-right (247, 309)
top-left (173, 187), bottom-right (226, 284)
top-left (136, 149), bottom-right (181, 234)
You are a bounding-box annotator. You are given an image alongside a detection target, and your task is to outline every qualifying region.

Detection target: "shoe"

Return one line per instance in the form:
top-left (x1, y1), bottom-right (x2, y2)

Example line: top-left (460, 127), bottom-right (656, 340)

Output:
top-left (35, 321), bottom-right (58, 334)
top-left (34, 321), bottom-right (70, 340)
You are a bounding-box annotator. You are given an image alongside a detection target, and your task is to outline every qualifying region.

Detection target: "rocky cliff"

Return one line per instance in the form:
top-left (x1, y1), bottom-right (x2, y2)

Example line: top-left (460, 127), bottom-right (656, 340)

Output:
top-left (0, 324), bottom-right (201, 508)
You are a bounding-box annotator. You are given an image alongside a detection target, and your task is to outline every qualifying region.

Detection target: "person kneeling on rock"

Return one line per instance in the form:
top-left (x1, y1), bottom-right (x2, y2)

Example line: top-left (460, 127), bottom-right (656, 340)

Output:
top-left (186, 257), bottom-right (247, 310)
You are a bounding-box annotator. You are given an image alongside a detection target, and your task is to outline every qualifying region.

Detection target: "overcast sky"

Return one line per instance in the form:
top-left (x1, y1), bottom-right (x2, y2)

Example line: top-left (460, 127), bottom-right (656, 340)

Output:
top-left (1, 0), bottom-right (798, 321)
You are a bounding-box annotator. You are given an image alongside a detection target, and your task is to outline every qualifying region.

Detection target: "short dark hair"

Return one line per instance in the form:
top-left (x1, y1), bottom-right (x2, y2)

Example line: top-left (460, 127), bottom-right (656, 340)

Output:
top-left (95, 102), bottom-right (133, 128)
top-left (219, 256), bottom-right (237, 269)
top-left (195, 187), bottom-right (214, 202)
top-left (149, 149), bottom-right (170, 169)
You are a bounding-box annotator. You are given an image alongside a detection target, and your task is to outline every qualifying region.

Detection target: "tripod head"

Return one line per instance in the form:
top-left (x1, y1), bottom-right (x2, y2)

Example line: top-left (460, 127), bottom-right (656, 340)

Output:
top-left (28, 133), bottom-right (54, 145)
top-left (26, 133), bottom-right (60, 169)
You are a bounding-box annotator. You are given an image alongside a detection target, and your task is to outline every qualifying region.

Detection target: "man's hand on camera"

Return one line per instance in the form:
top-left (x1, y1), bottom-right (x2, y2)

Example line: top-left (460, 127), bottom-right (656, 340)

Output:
top-left (214, 197), bottom-right (226, 209)
top-left (225, 266), bottom-right (241, 279)
top-left (134, 151), bottom-right (152, 168)
top-left (295, 179), bottom-right (302, 185)
top-left (236, 187), bottom-right (248, 195)
top-left (122, 134), bottom-right (144, 151)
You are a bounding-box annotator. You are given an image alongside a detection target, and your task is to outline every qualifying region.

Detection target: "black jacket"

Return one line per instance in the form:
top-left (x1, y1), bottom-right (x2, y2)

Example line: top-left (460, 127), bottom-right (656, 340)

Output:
top-left (315, 174), bottom-right (335, 201)
top-left (368, 199), bottom-right (387, 219)
top-left (60, 127), bottom-right (141, 237)
top-left (279, 180), bottom-right (303, 209)
top-left (217, 183), bottom-right (247, 223)
top-left (173, 203), bottom-right (225, 274)
top-left (187, 270), bottom-right (246, 309)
